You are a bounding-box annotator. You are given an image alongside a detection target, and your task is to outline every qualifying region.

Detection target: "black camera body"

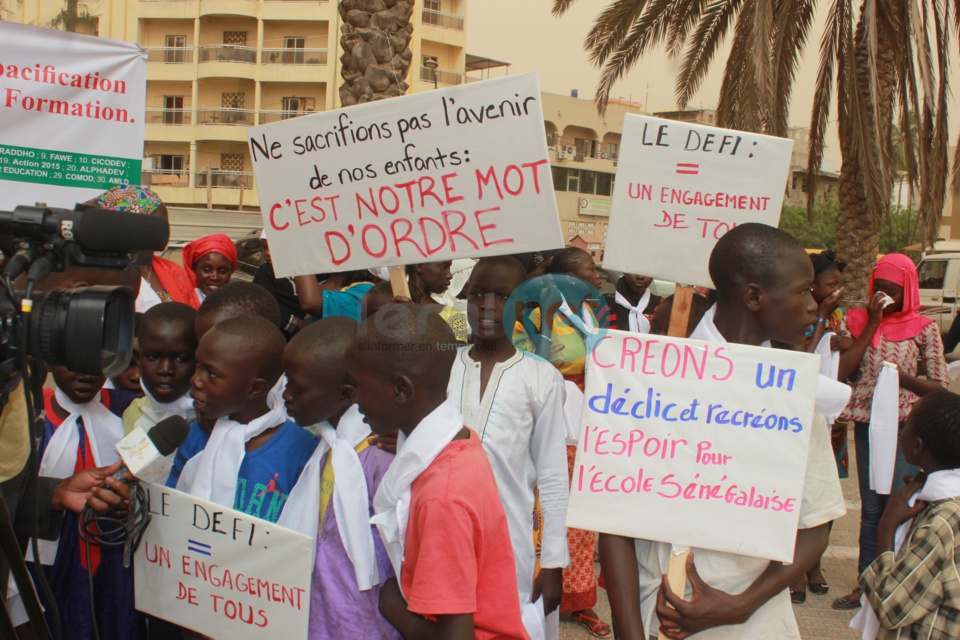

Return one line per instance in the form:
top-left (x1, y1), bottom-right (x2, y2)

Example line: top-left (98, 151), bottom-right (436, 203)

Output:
top-left (0, 203), bottom-right (170, 394)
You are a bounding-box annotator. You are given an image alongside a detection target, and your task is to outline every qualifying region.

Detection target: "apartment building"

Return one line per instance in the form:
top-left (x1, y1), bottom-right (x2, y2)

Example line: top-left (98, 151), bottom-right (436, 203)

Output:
top-left (3, 0), bottom-right (467, 208)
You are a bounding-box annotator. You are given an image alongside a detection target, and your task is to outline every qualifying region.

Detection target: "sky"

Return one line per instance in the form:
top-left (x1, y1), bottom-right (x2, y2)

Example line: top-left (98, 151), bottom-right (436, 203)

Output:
top-left (466, 1), bottom-right (960, 174)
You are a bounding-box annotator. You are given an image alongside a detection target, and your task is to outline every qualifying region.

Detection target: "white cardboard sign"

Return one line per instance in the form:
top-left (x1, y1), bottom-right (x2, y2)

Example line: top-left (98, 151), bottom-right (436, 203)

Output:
top-left (0, 22), bottom-right (146, 210)
top-left (134, 483), bottom-right (313, 639)
top-left (249, 73), bottom-right (563, 277)
top-left (566, 330), bottom-right (819, 562)
top-left (602, 115), bottom-right (794, 288)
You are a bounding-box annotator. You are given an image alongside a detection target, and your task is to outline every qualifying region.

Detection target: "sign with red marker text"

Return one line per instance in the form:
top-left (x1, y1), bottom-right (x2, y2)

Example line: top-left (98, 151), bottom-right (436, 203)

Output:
top-left (134, 484), bottom-right (312, 639)
top-left (566, 330), bottom-right (818, 562)
top-left (0, 22), bottom-right (146, 210)
top-left (249, 73), bottom-right (563, 276)
top-left (603, 115), bottom-right (793, 288)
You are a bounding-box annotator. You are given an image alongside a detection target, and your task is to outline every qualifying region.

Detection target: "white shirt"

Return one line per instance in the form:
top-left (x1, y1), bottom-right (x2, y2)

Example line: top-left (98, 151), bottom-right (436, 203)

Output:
top-left (634, 307), bottom-right (847, 639)
top-left (447, 346), bottom-right (571, 603)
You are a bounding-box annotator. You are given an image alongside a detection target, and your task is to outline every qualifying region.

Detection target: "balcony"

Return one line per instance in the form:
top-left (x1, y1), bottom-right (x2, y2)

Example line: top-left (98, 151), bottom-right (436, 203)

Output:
top-left (258, 110), bottom-right (316, 125)
top-left (141, 169), bottom-right (190, 188)
top-left (145, 47), bottom-right (195, 80)
top-left (419, 66), bottom-right (462, 86)
top-left (146, 47), bottom-right (195, 64)
top-left (261, 48), bottom-right (328, 65)
top-left (197, 108), bottom-right (254, 126)
top-left (199, 45), bottom-right (256, 64)
top-left (145, 107), bottom-right (194, 125)
top-left (422, 9), bottom-right (463, 30)
top-left (199, 0), bottom-right (257, 17)
top-left (196, 171), bottom-right (254, 189)
top-left (137, 0), bottom-right (198, 18)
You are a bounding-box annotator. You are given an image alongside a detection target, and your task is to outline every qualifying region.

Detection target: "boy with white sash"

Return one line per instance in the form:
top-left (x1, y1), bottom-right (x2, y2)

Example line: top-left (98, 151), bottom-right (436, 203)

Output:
top-left (351, 305), bottom-right (530, 640)
top-left (277, 318), bottom-right (399, 640)
top-left (447, 257), bottom-right (569, 640)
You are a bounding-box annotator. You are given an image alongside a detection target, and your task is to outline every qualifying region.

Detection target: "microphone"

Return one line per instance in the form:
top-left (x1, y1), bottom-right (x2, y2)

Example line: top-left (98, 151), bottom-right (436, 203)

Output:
top-left (0, 205), bottom-right (170, 253)
top-left (113, 415), bottom-right (191, 484)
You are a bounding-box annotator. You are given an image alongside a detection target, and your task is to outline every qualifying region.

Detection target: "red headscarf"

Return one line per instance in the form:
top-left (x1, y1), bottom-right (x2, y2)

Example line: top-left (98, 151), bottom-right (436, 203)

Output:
top-left (846, 253), bottom-right (933, 348)
top-left (181, 234), bottom-right (238, 288)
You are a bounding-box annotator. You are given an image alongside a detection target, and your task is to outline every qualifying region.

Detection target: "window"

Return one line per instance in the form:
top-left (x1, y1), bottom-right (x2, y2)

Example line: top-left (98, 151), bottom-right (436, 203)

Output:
top-left (552, 166), bottom-right (567, 192)
top-left (165, 35), bottom-right (186, 63)
top-left (154, 155), bottom-right (185, 172)
top-left (792, 176), bottom-right (798, 190)
top-left (580, 170), bottom-right (596, 195)
top-left (282, 97), bottom-right (304, 118)
top-left (596, 172), bottom-right (614, 196)
top-left (163, 96), bottom-right (185, 125)
top-left (424, 0), bottom-right (441, 10)
top-left (918, 260), bottom-right (949, 290)
top-left (574, 138), bottom-right (596, 158)
top-left (801, 178), bottom-right (808, 193)
top-left (566, 170), bottom-right (580, 192)
top-left (283, 37), bottom-right (305, 64)
top-left (605, 142), bottom-right (619, 159)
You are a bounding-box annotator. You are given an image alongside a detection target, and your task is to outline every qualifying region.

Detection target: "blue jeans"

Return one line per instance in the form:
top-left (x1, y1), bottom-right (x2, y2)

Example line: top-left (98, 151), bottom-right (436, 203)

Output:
top-left (853, 421), bottom-right (920, 574)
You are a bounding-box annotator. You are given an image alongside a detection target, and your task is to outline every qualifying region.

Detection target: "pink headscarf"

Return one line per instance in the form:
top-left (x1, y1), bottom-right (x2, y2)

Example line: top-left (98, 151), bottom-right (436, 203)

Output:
top-left (181, 234), bottom-right (238, 288)
top-left (846, 253), bottom-right (933, 348)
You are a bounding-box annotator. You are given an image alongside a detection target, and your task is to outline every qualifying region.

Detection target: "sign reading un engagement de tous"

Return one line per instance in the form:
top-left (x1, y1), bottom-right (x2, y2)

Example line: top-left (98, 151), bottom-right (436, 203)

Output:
top-left (134, 484), bottom-right (313, 639)
top-left (0, 22), bottom-right (146, 210)
top-left (249, 73), bottom-right (564, 277)
top-left (603, 115), bottom-right (794, 289)
top-left (566, 330), bottom-right (819, 562)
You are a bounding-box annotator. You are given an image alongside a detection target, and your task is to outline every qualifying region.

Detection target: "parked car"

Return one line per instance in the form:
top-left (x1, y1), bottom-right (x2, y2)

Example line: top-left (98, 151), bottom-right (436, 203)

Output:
top-left (918, 253), bottom-right (960, 333)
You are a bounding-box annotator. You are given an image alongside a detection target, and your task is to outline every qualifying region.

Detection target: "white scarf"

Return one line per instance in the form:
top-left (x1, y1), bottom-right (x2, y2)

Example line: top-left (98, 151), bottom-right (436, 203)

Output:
top-left (614, 289), bottom-right (651, 334)
top-left (278, 405), bottom-right (379, 590)
top-left (694, 306), bottom-right (852, 417)
top-left (135, 382), bottom-right (196, 432)
top-left (869, 363), bottom-right (900, 495)
top-left (31, 388), bottom-right (124, 564)
top-left (371, 399), bottom-right (463, 585)
top-left (177, 379), bottom-right (288, 506)
top-left (851, 469), bottom-right (960, 638)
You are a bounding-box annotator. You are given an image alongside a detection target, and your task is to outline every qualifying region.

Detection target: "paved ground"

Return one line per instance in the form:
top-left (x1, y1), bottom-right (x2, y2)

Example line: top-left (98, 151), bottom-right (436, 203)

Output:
top-left (558, 429), bottom-right (864, 639)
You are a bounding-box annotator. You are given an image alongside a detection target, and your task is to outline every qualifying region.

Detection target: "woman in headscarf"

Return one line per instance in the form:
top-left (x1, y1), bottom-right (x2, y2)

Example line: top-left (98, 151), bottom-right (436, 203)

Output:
top-left (831, 254), bottom-right (949, 610)
top-left (86, 185), bottom-right (199, 309)
top-left (181, 233), bottom-right (237, 303)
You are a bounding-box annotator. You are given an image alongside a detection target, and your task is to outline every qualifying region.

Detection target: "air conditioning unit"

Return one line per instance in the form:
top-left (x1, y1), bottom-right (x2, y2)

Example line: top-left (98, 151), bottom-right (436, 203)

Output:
top-left (557, 150), bottom-right (567, 160)
top-left (565, 146), bottom-right (576, 155)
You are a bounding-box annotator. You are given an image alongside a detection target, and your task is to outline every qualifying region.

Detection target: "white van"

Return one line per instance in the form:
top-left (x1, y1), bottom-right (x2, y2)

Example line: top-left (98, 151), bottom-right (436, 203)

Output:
top-left (918, 253), bottom-right (960, 333)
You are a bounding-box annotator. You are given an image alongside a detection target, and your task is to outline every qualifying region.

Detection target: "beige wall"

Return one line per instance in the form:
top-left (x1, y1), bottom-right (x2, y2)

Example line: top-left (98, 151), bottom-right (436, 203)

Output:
top-left (259, 83), bottom-right (325, 110)
top-left (139, 18), bottom-right (195, 47)
top-left (261, 20), bottom-right (327, 49)
top-left (197, 17), bottom-right (258, 46)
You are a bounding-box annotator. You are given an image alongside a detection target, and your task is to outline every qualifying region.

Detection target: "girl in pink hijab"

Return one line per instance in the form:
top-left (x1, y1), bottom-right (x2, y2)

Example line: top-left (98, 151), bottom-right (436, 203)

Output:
top-left (831, 253), bottom-right (949, 610)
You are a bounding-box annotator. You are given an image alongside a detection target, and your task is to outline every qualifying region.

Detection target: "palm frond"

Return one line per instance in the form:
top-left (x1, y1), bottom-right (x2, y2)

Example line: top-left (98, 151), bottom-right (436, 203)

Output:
top-left (675, 0), bottom-right (743, 109)
top-left (770, 0), bottom-right (815, 136)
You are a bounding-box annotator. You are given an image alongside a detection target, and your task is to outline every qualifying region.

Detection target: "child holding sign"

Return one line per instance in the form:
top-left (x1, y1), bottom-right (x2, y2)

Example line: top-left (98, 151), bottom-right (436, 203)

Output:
top-left (122, 302), bottom-right (198, 437)
top-left (601, 223), bottom-right (845, 639)
top-left (350, 306), bottom-right (530, 639)
top-left (278, 317), bottom-right (400, 640)
top-left (175, 315), bottom-right (317, 523)
top-left (857, 391), bottom-right (960, 639)
top-left (448, 256), bottom-right (570, 639)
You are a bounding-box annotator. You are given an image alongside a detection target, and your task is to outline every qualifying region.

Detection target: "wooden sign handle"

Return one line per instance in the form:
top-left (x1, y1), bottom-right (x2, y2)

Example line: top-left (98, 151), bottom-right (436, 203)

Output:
top-left (658, 284), bottom-right (695, 640)
top-left (388, 266), bottom-right (410, 299)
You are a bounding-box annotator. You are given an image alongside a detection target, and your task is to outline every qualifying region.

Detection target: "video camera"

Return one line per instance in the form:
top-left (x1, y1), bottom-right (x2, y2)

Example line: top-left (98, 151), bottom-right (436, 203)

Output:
top-left (0, 203), bottom-right (169, 396)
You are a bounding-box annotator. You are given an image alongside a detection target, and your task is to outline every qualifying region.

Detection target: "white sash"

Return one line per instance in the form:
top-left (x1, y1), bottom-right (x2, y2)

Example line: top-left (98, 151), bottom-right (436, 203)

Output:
top-left (371, 400), bottom-right (463, 589)
top-left (614, 289), bottom-right (651, 334)
top-left (135, 382), bottom-right (196, 432)
top-left (868, 363), bottom-right (900, 495)
top-left (278, 405), bottom-right (379, 590)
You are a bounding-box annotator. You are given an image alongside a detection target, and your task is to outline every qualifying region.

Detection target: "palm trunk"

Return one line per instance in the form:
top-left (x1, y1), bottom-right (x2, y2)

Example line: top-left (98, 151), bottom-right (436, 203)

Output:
top-left (64, 0), bottom-right (78, 31)
top-left (835, 7), bottom-right (897, 302)
top-left (338, 0), bottom-right (415, 106)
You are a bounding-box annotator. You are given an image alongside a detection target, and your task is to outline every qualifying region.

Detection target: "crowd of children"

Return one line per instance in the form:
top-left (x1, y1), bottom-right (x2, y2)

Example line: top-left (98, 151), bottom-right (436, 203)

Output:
top-left (9, 184), bottom-right (960, 640)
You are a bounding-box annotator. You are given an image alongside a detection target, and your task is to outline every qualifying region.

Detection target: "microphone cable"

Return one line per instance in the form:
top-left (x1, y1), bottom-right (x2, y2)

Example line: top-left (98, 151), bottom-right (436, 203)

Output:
top-left (77, 478), bottom-right (152, 640)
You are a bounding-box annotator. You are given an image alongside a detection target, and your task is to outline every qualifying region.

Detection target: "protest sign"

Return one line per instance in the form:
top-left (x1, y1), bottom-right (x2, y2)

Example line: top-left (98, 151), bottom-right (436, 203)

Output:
top-left (134, 484), bottom-right (312, 639)
top-left (602, 115), bottom-right (793, 289)
top-left (249, 73), bottom-right (563, 277)
top-left (0, 22), bottom-right (146, 210)
top-left (566, 330), bottom-right (819, 562)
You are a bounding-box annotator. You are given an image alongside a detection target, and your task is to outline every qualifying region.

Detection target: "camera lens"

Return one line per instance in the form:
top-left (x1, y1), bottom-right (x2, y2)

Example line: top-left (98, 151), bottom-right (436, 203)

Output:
top-left (29, 286), bottom-right (135, 377)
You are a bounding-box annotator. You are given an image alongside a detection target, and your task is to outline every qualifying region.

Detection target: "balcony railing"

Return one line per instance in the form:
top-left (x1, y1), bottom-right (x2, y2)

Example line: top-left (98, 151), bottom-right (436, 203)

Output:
top-left (146, 47), bottom-right (195, 64)
top-left (258, 110), bottom-right (315, 124)
top-left (199, 45), bottom-right (257, 64)
top-left (145, 107), bottom-right (194, 125)
top-left (422, 9), bottom-right (463, 30)
top-left (197, 108), bottom-right (255, 125)
top-left (196, 171), bottom-right (253, 189)
top-left (141, 169), bottom-right (190, 187)
top-left (264, 0), bottom-right (328, 2)
top-left (261, 48), bottom-right (328, 65)
top-left (419, 66), bottom-right (462, 86)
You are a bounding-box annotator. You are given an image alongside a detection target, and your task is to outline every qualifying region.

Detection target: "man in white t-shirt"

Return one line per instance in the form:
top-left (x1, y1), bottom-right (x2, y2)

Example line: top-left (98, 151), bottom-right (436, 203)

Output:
top-left (600, 223), bottom-right (846, 639)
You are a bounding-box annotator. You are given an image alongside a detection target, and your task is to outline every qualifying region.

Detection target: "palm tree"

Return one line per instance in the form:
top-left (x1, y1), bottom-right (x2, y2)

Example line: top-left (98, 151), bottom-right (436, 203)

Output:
top-left (337, 0), bottom-right (416, 106)
top-left (554, 0), bottom-right (956, 299)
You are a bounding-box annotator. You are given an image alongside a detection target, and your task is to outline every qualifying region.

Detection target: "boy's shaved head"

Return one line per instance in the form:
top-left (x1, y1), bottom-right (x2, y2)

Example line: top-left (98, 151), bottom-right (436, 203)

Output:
top-left (910, 392), bottom-right (960, 468)
top-left (709, 223), bottom-right (805, 295)
top-left (353, 304), bottom-right (457, 383)
top-left (210, 315), bottom-right (286, 384)
top-left (139, 301), bottom-right (197, 341)
top-left (289, 316), bottom-right (358, 367)
top-left (197, 282), bottom-right (282, 327)
top-left (473, 255), bottom-right (527, 282)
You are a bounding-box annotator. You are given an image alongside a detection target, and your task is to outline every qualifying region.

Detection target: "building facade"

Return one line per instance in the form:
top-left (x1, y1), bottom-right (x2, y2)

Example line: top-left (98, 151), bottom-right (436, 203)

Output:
top-left (3, 0), bottom-right (467, 208)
